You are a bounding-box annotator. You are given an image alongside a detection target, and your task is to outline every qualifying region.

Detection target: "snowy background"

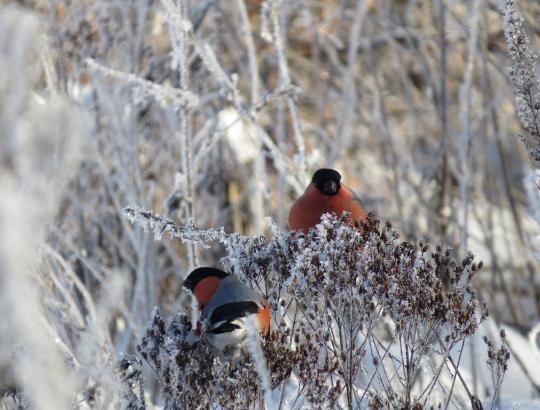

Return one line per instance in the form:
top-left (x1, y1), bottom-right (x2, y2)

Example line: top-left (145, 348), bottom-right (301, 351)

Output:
top-left (1, 0), bottom-right (540, 408)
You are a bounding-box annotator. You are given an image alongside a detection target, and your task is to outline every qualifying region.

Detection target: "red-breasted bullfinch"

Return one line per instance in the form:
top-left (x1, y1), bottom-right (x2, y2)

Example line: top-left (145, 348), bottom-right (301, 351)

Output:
top-left (288, 168), bottom-right (367, 234)
top-left (183, 267), bottom-right (270, 358)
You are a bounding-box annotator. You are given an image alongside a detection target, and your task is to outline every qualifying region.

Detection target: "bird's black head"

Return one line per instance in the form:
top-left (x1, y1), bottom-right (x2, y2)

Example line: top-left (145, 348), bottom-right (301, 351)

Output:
top-left (312, 168), bottom-right (341, 195)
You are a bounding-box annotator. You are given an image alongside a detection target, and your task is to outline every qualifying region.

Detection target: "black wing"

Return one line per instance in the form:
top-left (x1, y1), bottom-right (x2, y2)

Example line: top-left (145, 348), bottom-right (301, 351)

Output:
top-left (208, 301), bottom-right (260, 325)
top-left (209, 322), bottom-right (241, 334)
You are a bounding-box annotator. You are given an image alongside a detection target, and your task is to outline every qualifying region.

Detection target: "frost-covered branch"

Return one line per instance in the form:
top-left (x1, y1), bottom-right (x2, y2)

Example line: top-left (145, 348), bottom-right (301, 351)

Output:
top-left (263, 0), bottom-right (307, 182)
top-left (246, 317), bottom-right (274, 410)
top-left (503, 0), bottom-right (540, 163)
top-left (484, 330), bottom-right (510, 410)
top-left (160, 0), bottom-right (199, 267)
top-left (123, 205), bottom-right (231, 246)
top-left (85, 58), bottom-right (199, 111)
top-left (458, 0), bottom-right (482, 249)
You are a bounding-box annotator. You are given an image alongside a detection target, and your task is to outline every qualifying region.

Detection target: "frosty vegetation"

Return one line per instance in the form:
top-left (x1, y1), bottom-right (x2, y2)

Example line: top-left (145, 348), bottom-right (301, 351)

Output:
top-left (503, 0), bottom-right (540, 165)
top-left (2, 0), bottom-right (540, 409)
top-left (126, 207), bottom-right (495, 409)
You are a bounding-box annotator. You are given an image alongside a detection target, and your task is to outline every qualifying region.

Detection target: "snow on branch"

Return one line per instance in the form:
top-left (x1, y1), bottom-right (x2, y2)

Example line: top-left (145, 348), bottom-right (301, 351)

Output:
top-left (85, 58), bottom-right (199, 111)
top-left (503, 0), bottom-right (540, 163)
top-left (123, 205), bottom-right (231, 246)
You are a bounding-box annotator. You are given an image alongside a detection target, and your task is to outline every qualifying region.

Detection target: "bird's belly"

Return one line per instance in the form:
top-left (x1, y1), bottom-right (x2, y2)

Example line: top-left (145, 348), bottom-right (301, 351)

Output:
top-left (208, 328), bottom-right (247, 351)
top-left (207, 314), bottom-right (257, 357)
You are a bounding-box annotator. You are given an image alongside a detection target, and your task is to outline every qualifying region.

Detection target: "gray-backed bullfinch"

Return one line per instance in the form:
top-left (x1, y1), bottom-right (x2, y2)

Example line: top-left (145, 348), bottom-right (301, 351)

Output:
top-left (183, 267), bottom-right (270, 358)
top-left (288, 168), bottom-right (367, 234)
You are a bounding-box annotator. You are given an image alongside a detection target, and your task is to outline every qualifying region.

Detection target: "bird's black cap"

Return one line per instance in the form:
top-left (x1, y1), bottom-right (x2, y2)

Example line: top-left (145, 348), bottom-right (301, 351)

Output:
top-left (312, 168), bottom-right (341, 195)
top-left (183, 267), bottom-right (230, 291)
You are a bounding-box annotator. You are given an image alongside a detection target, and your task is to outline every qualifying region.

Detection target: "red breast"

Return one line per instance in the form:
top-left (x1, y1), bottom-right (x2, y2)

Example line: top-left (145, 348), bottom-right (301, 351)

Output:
top-left (193, 276), bottom-right (222, 307)
top-left (288, 168), bottom-right (367, 234)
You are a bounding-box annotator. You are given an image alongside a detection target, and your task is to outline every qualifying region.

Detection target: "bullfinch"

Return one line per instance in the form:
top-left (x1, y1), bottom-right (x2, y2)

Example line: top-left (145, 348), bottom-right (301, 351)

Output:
top-left (183, 267), bottom-right (270, 358)
top-left (288, 168), bottom-right (367, 234)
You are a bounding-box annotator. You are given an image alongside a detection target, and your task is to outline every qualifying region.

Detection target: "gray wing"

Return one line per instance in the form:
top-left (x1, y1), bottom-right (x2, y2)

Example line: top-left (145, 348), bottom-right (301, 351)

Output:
top-left (349, 185), bottom-right (366, 208)
top-left (201, 276), bottom-right (265, 321)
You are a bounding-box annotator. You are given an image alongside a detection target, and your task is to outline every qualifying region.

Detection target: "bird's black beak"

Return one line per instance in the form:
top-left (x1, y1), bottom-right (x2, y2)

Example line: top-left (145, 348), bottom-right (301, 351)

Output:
top-left (321, 180), bottom-right (339, 195)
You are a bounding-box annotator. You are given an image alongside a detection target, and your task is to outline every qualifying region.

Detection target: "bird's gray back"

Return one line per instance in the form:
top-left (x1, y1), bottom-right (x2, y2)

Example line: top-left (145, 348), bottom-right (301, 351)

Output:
top-left (201, 276), bottom-right (264, 320)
